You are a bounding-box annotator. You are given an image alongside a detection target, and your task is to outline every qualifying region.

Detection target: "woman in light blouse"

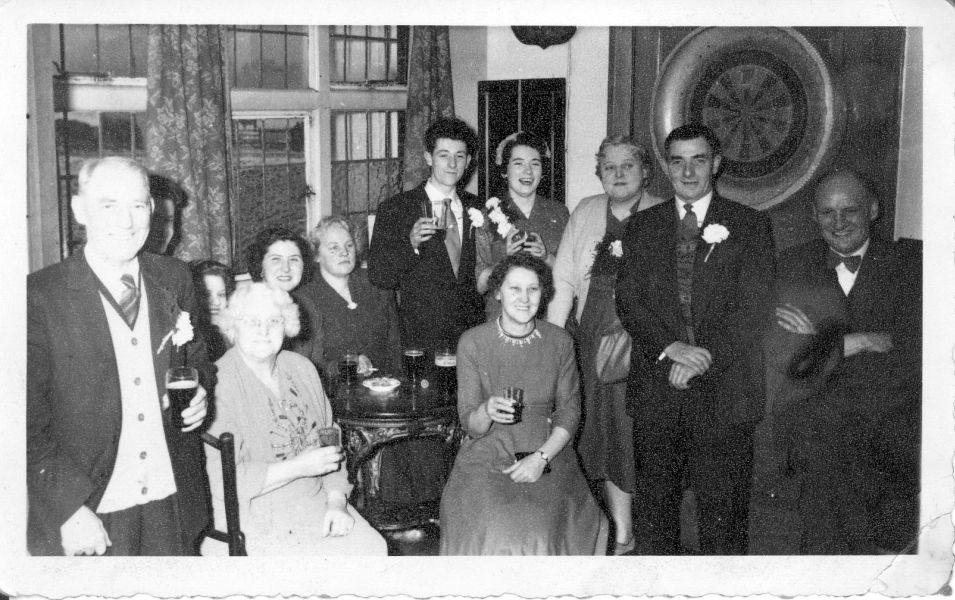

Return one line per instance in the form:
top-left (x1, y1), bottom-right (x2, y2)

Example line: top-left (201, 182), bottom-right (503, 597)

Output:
top-left (547, 134), bottom-right (664, 554)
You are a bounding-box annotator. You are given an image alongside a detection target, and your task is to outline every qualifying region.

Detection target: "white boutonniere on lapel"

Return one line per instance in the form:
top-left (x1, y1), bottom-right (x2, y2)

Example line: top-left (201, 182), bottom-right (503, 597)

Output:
top-left (610, 240), bottom-right (623, 258)
top-left (701, 224), bottom-right (729, 263)
top-left (467, 207), bottom-right (485, 230)
top-left (157, 311), bottom-right (194, 354)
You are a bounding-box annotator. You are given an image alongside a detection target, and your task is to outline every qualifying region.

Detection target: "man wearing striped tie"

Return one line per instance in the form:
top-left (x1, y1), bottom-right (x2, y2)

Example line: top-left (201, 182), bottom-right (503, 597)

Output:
top-left (27, 157), bottom-right (214, 555)
top-left (367, 117), bottom-right (485, 507)
top-left (369, 117), bottom-right (485, 350)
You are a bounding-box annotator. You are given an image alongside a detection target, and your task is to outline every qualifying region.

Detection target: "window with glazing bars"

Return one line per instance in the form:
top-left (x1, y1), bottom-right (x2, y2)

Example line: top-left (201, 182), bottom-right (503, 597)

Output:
top-left (330, 110), bottom-right (404, 237)
top-left (233, 117), bottom-right (309, 260)
top-left (329, 26), bottom-right (409, 84)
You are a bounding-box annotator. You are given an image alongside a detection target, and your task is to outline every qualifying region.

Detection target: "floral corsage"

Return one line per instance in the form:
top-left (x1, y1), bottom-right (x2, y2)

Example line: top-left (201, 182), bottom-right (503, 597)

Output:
top-left (467, 207), bottom-right (485, 229)
top-left (589, 233), bottom-right (625, 277)
top-left (701, 223), bottom-right (729, 262)
top-left (157, 311), bottom-right (194, 354)
top-left (485, 197), bottom-right (516, 239)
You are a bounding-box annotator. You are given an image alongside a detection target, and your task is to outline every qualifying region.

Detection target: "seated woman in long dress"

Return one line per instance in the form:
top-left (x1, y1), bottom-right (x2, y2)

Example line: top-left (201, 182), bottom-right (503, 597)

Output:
top-left (439, 254), bottom-right (608, 555)
top-left (202, 282), bottom-right (387, 556)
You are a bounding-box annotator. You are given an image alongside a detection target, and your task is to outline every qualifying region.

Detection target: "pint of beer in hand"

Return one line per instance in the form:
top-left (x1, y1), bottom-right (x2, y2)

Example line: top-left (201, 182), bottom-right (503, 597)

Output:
top-left (166, 366), bottom-right (198, 429)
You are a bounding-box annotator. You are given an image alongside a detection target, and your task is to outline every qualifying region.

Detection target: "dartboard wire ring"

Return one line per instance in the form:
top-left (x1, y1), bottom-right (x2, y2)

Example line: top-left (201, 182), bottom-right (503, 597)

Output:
top-left (650, 27), bottom-right (844, 210)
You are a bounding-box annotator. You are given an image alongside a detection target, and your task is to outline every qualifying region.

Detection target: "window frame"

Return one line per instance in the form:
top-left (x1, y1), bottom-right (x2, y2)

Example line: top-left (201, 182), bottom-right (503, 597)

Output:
top-left (30, 24), bottom-right (408, 267)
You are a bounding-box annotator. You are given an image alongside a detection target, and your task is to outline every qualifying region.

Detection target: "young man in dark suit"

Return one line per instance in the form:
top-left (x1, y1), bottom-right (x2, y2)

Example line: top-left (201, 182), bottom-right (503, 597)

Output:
top-left (772, 171), bottom-right (921, 553)
top-left (367, 118), bottom-right (484, 506)
top-left (616, 123), bottom-right (776, 554)
top-left (27, 157), bottom-right (213, 555)
top-left (368, 117), bottom-right (484, 351)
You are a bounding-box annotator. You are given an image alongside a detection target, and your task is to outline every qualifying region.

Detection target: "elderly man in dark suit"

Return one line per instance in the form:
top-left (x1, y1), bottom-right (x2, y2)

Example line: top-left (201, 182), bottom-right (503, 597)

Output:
top-left (28, 157), bottom-right (213, 555)
top-left (616, 123), bottom-right (776, 555)
top-left (368, 117), bottom-right (485, 350)
top-left (772, 170), bottom-right (921, 553)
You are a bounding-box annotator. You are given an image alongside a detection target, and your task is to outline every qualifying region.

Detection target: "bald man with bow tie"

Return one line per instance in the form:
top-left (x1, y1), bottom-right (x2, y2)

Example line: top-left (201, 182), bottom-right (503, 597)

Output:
top-left (772, 170), bottom-right (922, 554)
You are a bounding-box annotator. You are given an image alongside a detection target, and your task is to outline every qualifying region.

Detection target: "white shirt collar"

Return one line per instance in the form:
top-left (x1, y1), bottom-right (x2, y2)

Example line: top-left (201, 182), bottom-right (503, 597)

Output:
top-left (832, 238), bottom-right (869, 295)
top-left (84, 247), bottom-right (140, 293)
top-left (675, 191), bottom-right (713, 226)
top-left (832, 237), bottom-right (871, 259)
top-left (425, 178), bottom-right (459, 206)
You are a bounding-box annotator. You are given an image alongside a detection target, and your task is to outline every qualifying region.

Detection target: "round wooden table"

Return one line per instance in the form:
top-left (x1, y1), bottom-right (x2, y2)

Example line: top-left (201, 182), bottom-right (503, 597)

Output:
top-left (330, 377), bottom-right (462, 532)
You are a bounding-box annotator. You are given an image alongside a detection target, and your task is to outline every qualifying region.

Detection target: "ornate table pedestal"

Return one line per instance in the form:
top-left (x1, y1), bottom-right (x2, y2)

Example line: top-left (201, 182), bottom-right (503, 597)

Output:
top-left (331, 381), bottom-right (462, 532)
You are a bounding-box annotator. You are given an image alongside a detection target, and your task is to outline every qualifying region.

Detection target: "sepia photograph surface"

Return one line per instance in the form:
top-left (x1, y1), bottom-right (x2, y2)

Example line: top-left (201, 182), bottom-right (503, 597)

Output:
top-left (2, 0), bottom-right (953, 597)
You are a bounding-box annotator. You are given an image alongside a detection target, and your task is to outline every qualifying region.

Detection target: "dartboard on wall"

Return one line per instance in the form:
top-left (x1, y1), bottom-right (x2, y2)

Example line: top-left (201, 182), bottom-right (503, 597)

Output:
top-left (651, 27), bottom-right (846, 209)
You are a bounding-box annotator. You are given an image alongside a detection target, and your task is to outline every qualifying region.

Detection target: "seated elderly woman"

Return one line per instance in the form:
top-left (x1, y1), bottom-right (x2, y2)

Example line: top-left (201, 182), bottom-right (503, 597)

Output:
top-left (202, 282), bottom-right (387, 556)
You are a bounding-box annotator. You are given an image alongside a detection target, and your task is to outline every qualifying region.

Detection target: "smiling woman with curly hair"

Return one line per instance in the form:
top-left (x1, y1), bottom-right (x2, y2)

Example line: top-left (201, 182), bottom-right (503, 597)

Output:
top-left (439, 254), bottom-right (608, 555)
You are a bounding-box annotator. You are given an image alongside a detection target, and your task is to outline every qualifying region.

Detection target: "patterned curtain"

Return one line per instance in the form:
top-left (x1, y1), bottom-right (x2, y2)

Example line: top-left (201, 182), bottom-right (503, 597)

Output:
top-left (144, 25), bottom-right (234, 264)
top-left (402, 26), bottom-right (456, 190)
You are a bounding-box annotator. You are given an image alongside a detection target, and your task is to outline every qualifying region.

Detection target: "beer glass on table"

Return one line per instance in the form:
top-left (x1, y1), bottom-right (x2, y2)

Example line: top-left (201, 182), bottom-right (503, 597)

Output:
top-left (403, 347), bottom-right (426, 384)
top-left (434, 347), bottom-right (457, 397)
top-left (339, 350), bottom-right (359, 386)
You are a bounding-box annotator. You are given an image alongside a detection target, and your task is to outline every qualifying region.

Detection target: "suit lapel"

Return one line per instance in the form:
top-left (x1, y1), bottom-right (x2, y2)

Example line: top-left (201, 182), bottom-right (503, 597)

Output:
top-left (691, 196), bottom-right (725, 325)
top-left (461, 197), bottom-right (475, 246)
top-left (66, 254), bottom-right (116, 360)
top-left (812, 240), bottom-right (844, 295)
top-left (457, 194), bottom-right (479, 282)
top-left (66, 254), bottom-right (121, 415)
top-left (846, 238), bottom-right (884, 307)
top-left (643, 202), bottom-right (684, 338)
top-left (141, 256), bottom-right (181, 395)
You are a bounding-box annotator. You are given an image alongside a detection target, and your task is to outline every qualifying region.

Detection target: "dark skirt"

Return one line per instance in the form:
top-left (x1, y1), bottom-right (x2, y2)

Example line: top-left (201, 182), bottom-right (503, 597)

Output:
top-left (575, 273), bottom-right (636, 493)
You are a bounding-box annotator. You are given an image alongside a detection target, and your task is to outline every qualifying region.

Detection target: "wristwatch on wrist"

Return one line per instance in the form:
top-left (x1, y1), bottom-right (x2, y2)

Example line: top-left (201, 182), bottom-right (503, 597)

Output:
top-left (535, 450), bottom-right (550, 464)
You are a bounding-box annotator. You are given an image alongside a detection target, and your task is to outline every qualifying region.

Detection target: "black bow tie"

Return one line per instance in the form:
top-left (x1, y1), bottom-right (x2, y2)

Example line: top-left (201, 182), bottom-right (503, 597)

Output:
top-left (826, 251), bottom-right (862, 273)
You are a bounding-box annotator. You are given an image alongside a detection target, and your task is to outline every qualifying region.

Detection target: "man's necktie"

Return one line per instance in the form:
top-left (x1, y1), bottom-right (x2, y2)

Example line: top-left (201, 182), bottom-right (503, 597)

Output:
top-left (681, 203), bottom-right (699, 236)
top-left (119, 273), bottom-right (140, 328)
top-left (443, 198), bottom-right (462, 277)
top-left (676, 203), bottom-right (698, 345)
top-left (826, 251), bottom-right (862, 273)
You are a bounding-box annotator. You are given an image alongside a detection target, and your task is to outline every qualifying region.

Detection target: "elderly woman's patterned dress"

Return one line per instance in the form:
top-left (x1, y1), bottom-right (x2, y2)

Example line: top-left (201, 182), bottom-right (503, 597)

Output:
top-left (202, 348), bottom-right (386, 555)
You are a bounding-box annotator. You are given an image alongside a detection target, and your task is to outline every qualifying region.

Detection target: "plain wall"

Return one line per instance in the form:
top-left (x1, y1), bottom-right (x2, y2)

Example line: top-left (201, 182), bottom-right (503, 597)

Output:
top-left (449, 26), bottom-right (487, 196)
top-left (452, 26), bottom-right (609, 212)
